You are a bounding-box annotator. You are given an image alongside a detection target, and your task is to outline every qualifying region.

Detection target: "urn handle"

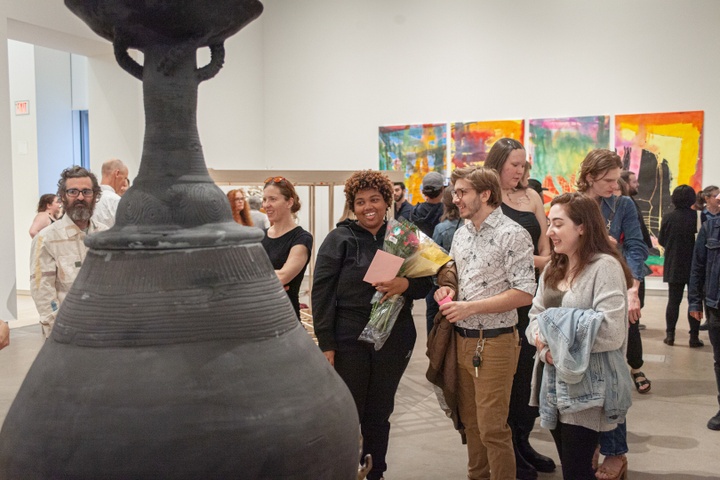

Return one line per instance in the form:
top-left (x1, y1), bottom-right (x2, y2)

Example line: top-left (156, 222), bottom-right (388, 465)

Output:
top-left (196, 43), bottom-right (226, 82)
top-left (113, 34), bottom-right (143, 80)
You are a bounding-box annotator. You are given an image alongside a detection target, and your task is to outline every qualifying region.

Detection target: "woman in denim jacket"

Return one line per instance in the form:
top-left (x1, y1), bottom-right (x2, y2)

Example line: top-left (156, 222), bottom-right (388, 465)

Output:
top-left (528, 193), bottom-right (634, 480)
top-left (576, 149), bottom-right (649, 480)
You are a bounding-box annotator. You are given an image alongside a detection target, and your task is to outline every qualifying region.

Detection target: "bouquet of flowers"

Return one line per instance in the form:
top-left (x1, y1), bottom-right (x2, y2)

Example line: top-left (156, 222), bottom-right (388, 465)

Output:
top-left (359, 218), bottom-right (452, 350)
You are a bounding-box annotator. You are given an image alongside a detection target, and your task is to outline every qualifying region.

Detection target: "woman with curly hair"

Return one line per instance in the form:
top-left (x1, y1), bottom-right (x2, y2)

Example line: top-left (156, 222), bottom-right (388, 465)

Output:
top-left (312, 170), bottom-right (433, 480)
top-left (227, 188), bottom-right (253, 226)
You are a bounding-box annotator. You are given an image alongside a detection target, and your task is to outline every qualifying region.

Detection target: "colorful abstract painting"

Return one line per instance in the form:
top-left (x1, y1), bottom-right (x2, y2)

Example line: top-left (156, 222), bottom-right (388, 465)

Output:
top-left (450, 120), bottom-right (524, 170)
top-left (615, 111), bottom-right (704, 275)
top-left (379, 124), bottom-right (447, 205)
top-left (528, 116), bottom-right (610, 204)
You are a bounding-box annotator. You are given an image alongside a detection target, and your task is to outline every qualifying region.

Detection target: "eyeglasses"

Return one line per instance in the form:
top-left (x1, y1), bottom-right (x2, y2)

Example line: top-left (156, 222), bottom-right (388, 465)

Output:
top-left (65, 188), bottom-right (94, 198)
top-left (264, 176), bottom-right (287, 184)
top-left (452, 188), bottom-right (474, 199)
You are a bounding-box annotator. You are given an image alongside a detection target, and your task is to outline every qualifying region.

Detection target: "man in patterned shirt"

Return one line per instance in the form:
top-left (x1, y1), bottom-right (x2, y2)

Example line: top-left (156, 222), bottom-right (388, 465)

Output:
top-left (435, 166), bottom-right (536, 480)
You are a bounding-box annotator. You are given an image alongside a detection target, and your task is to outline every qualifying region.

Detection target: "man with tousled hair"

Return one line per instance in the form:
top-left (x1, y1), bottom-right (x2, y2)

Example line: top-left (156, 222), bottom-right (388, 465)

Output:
top-left (30, 166), bottom-right (108, 338)
top-left (434, 166), bottom-right (535, 480)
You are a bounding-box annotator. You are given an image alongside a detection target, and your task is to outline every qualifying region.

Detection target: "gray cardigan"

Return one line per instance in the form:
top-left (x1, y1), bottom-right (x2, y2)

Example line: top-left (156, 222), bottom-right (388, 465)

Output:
top-left (526, 254), bottom-right (629, 431)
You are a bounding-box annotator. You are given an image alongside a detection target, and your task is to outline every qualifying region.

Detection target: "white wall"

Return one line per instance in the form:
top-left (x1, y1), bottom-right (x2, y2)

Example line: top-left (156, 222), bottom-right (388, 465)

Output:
top-left (35, 45), bottom-right (75, 194)
top-left (87, 52), bottom-right (143, 177)
top-left (1, 15), bottom-right (18, 319)
top-left (8, 41), bottom-right (39, 295)
top-left (198, 18), bottom-right (265, 170)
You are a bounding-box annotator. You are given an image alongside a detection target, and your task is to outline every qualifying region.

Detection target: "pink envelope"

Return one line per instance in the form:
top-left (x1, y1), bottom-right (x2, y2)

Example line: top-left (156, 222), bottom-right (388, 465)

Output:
top-left (363, 250), bottom-right (405, 284)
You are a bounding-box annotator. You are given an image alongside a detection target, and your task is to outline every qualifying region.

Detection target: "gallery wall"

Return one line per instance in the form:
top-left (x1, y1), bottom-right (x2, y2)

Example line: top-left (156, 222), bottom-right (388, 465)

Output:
top-left (258, 0), bottom-right (720, 266)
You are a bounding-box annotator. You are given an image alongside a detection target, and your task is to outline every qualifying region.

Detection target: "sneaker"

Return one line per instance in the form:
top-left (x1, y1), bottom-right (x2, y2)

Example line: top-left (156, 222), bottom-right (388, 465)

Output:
top-left (708, 411), bottom-right (720, 430)
top-left (699, 320), bottom-right (710, 331)
top-left (638, 322), bottom-right (646, 331)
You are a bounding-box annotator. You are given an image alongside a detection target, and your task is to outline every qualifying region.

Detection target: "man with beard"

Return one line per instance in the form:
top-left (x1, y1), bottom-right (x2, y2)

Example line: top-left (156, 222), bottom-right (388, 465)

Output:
top-left (393, 182), bottom-right (413, 221)
top-left (434, 166), bottom-right (535, 480)
top-left (30, 166), bottom-right (108, 338)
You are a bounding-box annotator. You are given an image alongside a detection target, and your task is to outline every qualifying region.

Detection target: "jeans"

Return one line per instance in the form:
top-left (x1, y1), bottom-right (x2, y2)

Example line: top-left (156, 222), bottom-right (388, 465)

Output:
top-left (550, 421), bottom-right (600, 480)
top-left (333, 316), bottom-right (416, 480)
top-left (708, 307), bottom-right (720, 396)
top-left (457, 330), bottom-right (520, 480)
top-left (598, 421), bottom-right (628, 457)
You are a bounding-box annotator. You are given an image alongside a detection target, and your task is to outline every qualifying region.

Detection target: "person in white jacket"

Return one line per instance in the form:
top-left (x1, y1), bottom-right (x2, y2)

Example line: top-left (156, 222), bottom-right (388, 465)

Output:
top-left (30, 166), bottom-right (108, 338)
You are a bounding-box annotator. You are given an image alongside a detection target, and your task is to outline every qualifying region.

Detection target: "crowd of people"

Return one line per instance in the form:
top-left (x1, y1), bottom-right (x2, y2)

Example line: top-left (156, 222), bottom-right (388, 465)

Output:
top-left (5, 144), bottom-right (720, 479)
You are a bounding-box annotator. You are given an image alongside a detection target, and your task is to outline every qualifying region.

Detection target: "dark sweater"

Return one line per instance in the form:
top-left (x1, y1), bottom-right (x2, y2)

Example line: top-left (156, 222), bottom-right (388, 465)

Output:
top-left (659, 207), bottom-right (697, 283)
top-left (410, 202), bottom-right (443, 238)
top-left (312, 220), bottom-right (433, 351)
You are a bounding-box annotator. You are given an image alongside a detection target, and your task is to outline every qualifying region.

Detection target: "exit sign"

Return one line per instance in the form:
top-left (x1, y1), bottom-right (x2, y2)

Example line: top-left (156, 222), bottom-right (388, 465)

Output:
top-left (15, 100), bottom-right (29, 115)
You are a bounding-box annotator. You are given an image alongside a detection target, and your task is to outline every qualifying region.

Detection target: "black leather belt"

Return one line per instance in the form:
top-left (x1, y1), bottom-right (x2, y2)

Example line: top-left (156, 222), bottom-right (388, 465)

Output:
top-left (454, 325), bottom-right (515, 339)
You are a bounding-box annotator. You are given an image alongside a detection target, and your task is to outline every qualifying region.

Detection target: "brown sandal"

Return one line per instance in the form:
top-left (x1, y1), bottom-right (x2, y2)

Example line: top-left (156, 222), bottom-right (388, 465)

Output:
top-left (595, 455), bottom-right (627, 480)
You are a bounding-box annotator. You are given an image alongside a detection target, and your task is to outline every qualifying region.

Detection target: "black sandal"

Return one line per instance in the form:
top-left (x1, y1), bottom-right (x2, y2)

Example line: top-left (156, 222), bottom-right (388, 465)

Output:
top-left (632, 371), bottom-right (651, 394)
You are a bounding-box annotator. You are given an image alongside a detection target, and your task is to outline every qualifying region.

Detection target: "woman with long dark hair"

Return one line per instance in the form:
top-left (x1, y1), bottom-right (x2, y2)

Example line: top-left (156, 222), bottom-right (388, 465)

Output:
top-left (528, 193), bottom-right (633, 480)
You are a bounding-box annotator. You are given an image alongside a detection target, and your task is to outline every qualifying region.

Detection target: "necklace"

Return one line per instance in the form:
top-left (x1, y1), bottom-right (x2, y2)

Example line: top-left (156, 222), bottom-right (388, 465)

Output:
top-left (504, 188), bottom-right (530, 206)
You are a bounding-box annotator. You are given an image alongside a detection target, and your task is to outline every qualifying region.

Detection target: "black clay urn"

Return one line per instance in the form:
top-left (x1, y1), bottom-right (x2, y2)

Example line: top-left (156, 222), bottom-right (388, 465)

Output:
top-left (0, 1), bottom-right (360, 478)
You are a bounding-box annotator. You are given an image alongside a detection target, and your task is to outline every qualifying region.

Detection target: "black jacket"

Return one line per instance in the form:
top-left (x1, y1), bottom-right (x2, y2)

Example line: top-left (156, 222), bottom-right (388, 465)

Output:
top-left (394, 200), bottom-right (414, 221)
top-left (410, 202), bottom-right (443, 238)
top-left (312, 220), bottom-right (433, 351)
top-left (659, 207), bottom-right (697, 283)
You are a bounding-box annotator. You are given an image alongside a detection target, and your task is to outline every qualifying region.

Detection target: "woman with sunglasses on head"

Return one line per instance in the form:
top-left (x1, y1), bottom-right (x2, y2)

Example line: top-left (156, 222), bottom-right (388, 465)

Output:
top-left (312, 170), bottom-right (432, 480)
top-left (484, 138), bottom-right (555, 479)
top-left (227, 188), bottom-right (254, 227)
top-left (528, 193), bottom-right (634, 480)
top-left (577, 149), bottom-right (648, 480)
top-left (261, 177), bottom-right (312, 320)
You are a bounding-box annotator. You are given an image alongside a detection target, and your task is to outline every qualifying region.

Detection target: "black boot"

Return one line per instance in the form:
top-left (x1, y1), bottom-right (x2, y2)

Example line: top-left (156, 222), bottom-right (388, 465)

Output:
top-left (515, 426), bottom-right (556, 473)
top-left (710, 395), bottom-right (720, 431)
top-left (513, 441), bottom-right (538, 480)
top-left (663, 331), bottom-right (675, 346)
top-left (689, 332), bottom-right (704, 348)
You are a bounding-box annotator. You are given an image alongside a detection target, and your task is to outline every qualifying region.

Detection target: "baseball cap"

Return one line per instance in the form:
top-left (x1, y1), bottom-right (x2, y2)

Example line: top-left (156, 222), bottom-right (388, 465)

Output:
top-left (422, 172), bottom-right (445, 192)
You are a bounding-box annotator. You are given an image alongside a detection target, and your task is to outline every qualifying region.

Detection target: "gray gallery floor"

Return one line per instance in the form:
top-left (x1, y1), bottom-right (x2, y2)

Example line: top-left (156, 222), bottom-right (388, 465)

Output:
top-left (1, 293), bottom-right (719, 479)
